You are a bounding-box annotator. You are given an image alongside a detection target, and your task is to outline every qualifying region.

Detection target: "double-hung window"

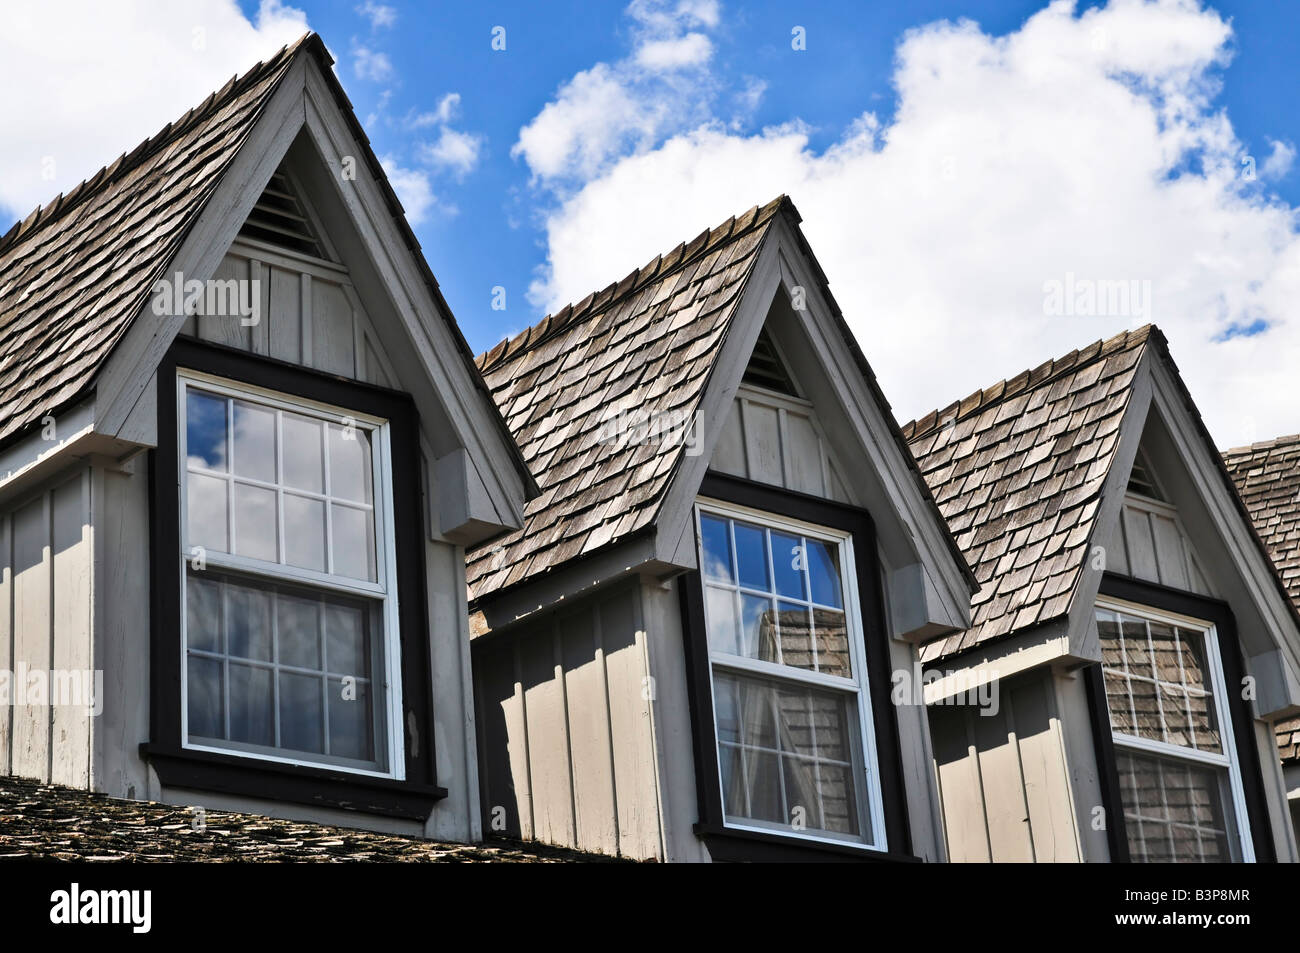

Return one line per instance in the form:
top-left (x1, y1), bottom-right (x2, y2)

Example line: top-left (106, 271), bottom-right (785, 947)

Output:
top-left (178, 370), bottom-right (402, 778)
top-left (1096, 598), bottom-right (1254, 861)
top-left (695, 500), bottom-right (887, 849)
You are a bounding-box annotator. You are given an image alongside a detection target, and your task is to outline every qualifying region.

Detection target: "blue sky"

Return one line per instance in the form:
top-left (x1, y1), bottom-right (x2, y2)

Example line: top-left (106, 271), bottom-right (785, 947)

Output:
top-left (2, 0), bottom-right (1297, 445)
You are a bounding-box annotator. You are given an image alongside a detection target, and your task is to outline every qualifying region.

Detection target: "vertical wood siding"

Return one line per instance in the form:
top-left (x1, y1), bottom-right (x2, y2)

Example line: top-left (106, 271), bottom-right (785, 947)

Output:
top-left (473, 584), bottom-right (662, 859)
top-left (929, 670), bottom-right (1081, 862)
top-left (178, 244), bottom-right (397, 388)
top-left (0, 469), bottom-right (94, 787)
top-left (709, 385), bottom-right (853, 504)
top-left (1105, 494), bottom-right (1214, 596)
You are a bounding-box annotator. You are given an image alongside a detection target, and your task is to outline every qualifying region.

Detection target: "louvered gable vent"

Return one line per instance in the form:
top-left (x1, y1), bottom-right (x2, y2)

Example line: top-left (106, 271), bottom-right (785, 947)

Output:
top-left (239, 167), bottom-right (325, 258)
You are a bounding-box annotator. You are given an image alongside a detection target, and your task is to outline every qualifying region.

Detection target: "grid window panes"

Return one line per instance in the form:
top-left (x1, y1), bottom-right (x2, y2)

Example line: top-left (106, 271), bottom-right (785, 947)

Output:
top-left (1097, 605), bottom-right (1248, 862)
top-left (181, 374), bottom-right (393, 775)
top-left (698, 505), bottom-right (879, 846)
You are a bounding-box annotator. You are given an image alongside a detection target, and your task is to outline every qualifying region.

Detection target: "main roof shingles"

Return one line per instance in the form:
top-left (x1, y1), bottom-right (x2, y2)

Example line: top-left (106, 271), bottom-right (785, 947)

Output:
top-left (1223, 433), bottom-right (1300, 763)
top-left (903, 326), bottom-right (1154, 663)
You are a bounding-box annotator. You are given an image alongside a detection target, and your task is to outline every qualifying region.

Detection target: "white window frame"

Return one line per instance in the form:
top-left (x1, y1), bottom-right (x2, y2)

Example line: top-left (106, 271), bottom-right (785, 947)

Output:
top-left (1096, 595), bottom-right (1254, 862)
top-left (695, 497), bottom-right (888, 852)
top-left (176, 369), bottom-right (404, 780)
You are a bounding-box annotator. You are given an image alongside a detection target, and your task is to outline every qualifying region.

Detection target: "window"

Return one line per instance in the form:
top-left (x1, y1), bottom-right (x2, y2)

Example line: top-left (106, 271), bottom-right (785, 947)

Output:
top-left (1096, 599), bottom-right (1254, 861)
top-left (695, 500), bottom-right (886, 849)
top-left (178, 370), bottom-right (402, 778)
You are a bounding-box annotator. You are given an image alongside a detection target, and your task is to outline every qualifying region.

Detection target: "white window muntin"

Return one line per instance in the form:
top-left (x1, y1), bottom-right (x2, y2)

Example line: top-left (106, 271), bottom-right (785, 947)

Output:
top-left (696, 497), bottom-right (888, 851)
top-left (1096, 595), bottom-right (1254, 862)
top-left (177, 369), bottom-right (405, 780)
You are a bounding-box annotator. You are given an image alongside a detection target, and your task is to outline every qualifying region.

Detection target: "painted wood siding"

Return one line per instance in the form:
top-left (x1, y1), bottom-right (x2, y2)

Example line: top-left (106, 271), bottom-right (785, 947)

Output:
top-left (929, 669), bottom-right (1081, 862)
top-left (710, 385), bottom-right (853, 504)
top-left (178, 242), bottom-right (397, 388)
top-left (0, 469), bottom-right (94, 788)
top-left (1105, 494), bottom-right (1215, 596)
top-left (473, 584), bottom-right (662, 859)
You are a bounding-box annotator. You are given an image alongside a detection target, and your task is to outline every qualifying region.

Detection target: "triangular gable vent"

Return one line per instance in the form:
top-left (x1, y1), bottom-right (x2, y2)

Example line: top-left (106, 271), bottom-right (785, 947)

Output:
top-left (239, 166), bottom-right (326, 259)
top-left (742, 326), bottom-right (799, 396)
top-left (1127, 448), bottom-right (1165, 501)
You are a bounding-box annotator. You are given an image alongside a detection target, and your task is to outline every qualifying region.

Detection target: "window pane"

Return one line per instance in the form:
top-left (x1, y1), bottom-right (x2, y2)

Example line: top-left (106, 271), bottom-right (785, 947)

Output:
top-left (232, 400), bottom-right (275, 482)
top-left (1116, 750), bottom-right (1235, 862)
top-left (745, 750), bottom-right (784, 823)
top-left (807, 540), bottom-right (843, 608)
top-left (186, 575), bottom-right (222, 653)
top-left (233, 482), bottom-right (277, 562)
top-left (782, 755), bottom-right (821, 830)
top-left (226, 583), bottom-right (272, 662)
top-left (814, 608), bottom-right (851, 678)
top-left (186, 472), bottom-right (228, 553)
top-left (325, 604), bottom-right (369, 677)
top-left (771, 532), bottom-right (807, 600)
top-left (279, 671), bottom-right (325, 754)
top-left (739, 593), bottom-right (778, 663)
top-left (331, 504), bottom-right (375, 581)
top-left (284, 493), bottom-right (327, 572)
top-left (187, 656), bottom-right (223, 738)
top-left (734, 522), bottom-right (769, 591)
top-left (776, 601), bottom-right (814, 671)
top-left (704, 586), bottom-right (740, 655)
top-left (282, 413), bottom-right (324, 493)
top-left (329, 677), bottom-right (374, 761)
top-left (329, 424), bottom-right (373, 503)
top-left (277, 593), bottom-right (321, 669)
top-left (818, 761), bottom-right (859, 835)
top-left (187, 390), bottom-right (227, 471)
top-left (228, 663), bottom-right (274, 746)
top-left (700, 515), bottom-right (733, 583)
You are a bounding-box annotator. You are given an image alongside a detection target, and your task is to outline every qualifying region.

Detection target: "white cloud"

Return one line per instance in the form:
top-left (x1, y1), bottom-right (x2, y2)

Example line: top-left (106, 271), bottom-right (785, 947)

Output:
top-left (512, 0), bottom-right (728, 185)
top-left (524, 0), bottom-right (1300, 448)
top-left (635, 33), bottom-right (713, 70)
top-left (1261, 139), bottom-right (1296, 180)
top-left (0, 0), bottom-right (308, 221)
top-left (356, 1), bottom-right (396, 29)
top-left (380, 156), bottom-right (441, 224)
top-left (353, 44), bottom-right (393, 81)
top-left (421, 127), bottom-right (483, 177)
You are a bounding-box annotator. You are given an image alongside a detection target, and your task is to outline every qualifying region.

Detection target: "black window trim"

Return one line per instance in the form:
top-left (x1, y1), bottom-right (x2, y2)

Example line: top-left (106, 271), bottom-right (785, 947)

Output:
top-left (679, 471), bottom-right (916, 862)
top-left (144, 337), bottom-right (445, 821)
top-left (1086, 573), bottom-right (1275, 862)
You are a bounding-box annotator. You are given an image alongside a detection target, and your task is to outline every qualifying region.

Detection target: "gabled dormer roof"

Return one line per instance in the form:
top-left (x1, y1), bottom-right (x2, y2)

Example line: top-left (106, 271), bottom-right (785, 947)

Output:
top-left (468, 197), bottom-right (974, 606)
top-left (0, 33), bottom-right (532, 510)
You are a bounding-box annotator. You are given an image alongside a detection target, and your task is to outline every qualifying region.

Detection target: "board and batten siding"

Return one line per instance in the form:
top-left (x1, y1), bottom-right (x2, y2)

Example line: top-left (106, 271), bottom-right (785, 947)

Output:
top-left (929, 669), bottom-right (1082, 862)
top-left (710, 384), bottom-right (853, 504)
top-left (0, 468), bottom-right (94, 789)
top-left (473, 583), bottom-right (663, 859)
top-left (1104, 494), bottom-right (1215, 597)
top-left (178, 240), bottom-right (398, 388)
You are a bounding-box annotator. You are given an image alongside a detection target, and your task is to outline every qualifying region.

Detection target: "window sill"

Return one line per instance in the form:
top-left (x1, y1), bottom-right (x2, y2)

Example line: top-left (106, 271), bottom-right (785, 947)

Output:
top-left (140, 744), bottom-right (447, 821)
top-left (694, 823), bottom-right (921, 863)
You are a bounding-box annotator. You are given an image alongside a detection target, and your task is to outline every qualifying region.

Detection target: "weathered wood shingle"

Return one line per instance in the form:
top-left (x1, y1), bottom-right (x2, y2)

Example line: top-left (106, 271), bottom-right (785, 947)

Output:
top-left (0, 37), bottom-right (306, 447)
top-left (466, 199), bottom-right (787, 600)
top-left (903, 327), bottom-right (1154, 663)
top-left (1223, 433), bottom-right (1300, 763)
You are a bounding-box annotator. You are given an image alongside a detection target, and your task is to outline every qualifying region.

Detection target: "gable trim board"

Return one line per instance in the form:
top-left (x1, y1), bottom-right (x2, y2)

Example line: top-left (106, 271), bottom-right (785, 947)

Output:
top-left (0, 33), bottom-right (532, 549)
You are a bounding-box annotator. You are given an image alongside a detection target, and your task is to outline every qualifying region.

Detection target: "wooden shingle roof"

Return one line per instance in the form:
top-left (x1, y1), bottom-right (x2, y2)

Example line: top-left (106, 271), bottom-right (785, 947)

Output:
top-left (0, 36), bottom-right (307, 448)
top-left (903, 327), bottom-right (1155, 663)
top-left (1223, 433), bottom-right (1300, 763)
top-left (466, 198), bottom-right (785, 600)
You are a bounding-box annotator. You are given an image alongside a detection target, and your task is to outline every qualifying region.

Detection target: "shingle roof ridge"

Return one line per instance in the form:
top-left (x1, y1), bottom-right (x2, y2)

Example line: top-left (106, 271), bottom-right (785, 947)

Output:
top-left (1223, 432), bottom-right (1300, 459)
top-left (0, 32), bottom-right (315, 259)
top-left (901, 324), bottom-right (1156, 441)
top-left (475, 195), bottom-right (791, 374)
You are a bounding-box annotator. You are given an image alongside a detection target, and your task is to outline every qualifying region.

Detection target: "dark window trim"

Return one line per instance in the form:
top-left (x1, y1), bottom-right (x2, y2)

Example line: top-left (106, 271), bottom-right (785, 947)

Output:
top-left (679, 471), bottom-right (916, 862)
top-left (1089, 573), bottom-right (1275, 862)
top-left (146, 337), bottom-right (445, 820)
